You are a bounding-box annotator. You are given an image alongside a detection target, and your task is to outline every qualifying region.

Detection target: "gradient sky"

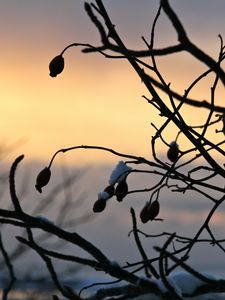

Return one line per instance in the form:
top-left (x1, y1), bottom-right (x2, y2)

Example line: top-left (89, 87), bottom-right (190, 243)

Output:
top-left (1, 1), bottom-right (225, 284)
top-left (0, 0), bottom-right (225, 166)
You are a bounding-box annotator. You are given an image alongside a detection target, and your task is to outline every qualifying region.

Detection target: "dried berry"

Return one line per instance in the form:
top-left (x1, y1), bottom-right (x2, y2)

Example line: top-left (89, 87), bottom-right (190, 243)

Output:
top-left (104, 185), bottom-right (115, 196)
top-left (35, 167), bottom-right (51, 193)
top-left (49, 55), bottom-right (64, 77)
top-left (167, 141), bottom-right (179, 162)
top-left (140, 200), bottom-right (160, 223)
top-left (93, 199), bottom-right (106, 213)
top-left (115, 180), bottom-right (128, 202)
top-left (147, 200), bottom-right (160, 221)
top-left (140, 202), bottom-right (149, 224)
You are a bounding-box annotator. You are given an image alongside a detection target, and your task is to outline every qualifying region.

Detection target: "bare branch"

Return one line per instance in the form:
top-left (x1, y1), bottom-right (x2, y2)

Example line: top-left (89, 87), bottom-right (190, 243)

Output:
top-left (0, 234), bottom-right (16, 300)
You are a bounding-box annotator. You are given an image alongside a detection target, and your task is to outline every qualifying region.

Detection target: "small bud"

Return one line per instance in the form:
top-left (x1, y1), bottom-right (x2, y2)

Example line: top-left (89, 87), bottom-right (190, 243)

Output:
top-left (49, 55), bottom-right (64, 77)
top-left (115, 180), bottom-right (128, 202)
top-left (140, 202), bottom-right (149, 224)
top-left (140, 200), bottom-right (160, 223)
top-left (93, 199), bottom-right (106, 213)
top-left (167, 141), bottom-right (179, 162)
top-left (35, 167), bottom-right (51, 193)
top-left (104, 185), bottom-right (114, 196)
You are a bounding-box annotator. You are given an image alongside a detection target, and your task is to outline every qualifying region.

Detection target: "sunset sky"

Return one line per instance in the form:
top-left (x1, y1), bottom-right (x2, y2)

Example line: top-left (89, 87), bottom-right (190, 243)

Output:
top-left (0, 0), bottom-right (225, 166)
top-left (1, 1), bottom-right (225, 285)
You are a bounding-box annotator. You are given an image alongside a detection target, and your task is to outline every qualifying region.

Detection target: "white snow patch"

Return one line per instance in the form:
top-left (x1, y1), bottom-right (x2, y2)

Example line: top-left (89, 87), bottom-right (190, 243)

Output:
top-left (136, 276), bottom-right (155, 288)
top-left (35, 215), bottom-right (55, 225)
top-left (153, 271), bottom-right (225, 299)
top-left (171, 271), bottom-right (216, 294)
top-left (170, 141), bottom-right (179, 147)
top-left (98, 191), bottom-right (110, 200)
top-left (156, 276), bottom-right (182, 297)
top-left (109, 161), bottom-right (132, 185)
top-left (109, 260), bottom-right (120, 268)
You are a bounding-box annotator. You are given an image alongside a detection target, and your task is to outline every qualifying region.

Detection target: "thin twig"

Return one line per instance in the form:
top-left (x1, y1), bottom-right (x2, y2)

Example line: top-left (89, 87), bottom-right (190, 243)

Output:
top-left (0, 234), bottom-right (16, 300)
top-left (130, 207), bottom-right (159, 279)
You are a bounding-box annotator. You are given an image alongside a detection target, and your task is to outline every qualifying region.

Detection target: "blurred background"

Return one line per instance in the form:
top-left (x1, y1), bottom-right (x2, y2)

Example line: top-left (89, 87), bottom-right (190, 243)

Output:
top-left (0, 0), bottom-right (225, 298)
top-left (0, 0), bottom-right (225, 164)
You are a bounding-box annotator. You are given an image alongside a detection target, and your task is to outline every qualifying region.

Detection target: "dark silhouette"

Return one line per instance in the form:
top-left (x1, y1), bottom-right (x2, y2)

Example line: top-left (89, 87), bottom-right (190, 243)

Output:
top-left (1, 1), bottom-right (225, 299)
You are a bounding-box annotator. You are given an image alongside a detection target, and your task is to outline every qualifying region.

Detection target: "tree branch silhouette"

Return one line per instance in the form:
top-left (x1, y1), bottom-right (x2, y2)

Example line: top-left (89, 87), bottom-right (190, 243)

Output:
top-left (1, 1), bottom-right (225, 299)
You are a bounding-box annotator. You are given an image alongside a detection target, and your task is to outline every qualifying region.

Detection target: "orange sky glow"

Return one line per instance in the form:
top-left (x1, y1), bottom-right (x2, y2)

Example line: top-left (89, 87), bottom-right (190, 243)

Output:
top-left (1, 2), bottom-right (225, 280)
top-left (0, 1), bottom-right (225, 166)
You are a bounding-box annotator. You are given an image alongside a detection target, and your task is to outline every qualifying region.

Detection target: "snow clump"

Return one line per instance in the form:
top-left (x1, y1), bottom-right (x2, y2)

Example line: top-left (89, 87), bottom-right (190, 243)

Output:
top-left (109, 161), bottom-right (132, 185)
